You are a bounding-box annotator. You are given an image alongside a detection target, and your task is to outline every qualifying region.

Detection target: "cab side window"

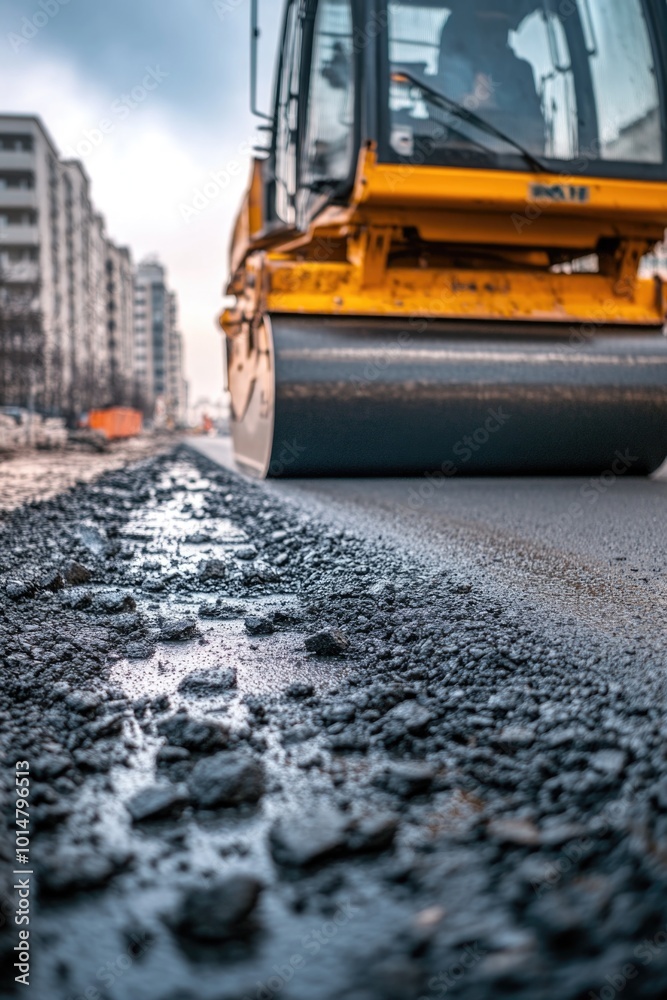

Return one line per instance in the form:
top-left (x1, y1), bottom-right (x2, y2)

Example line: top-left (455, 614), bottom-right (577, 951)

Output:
top-left (301, 0), bottom-right (355, 191)
top-left (274, 2), bottom-right (304, 225)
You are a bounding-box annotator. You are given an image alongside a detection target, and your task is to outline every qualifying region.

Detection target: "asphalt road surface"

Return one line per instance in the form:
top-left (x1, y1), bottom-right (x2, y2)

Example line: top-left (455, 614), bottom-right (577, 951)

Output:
top-left (190, 437), bottom-right (667, 662)
top-left (3, 441), bottom-right (667, 1000)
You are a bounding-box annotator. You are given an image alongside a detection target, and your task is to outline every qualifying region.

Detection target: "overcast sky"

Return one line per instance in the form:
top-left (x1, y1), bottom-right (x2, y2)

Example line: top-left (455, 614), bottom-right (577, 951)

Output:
top-left (1, 0), bottom-right (284, 406)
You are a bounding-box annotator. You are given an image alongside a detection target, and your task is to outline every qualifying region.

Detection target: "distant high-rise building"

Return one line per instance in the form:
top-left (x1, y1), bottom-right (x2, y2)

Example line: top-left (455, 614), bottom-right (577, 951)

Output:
top-left (106, 242), bottom-right (135, 405)
top-left (134, 258), bottom-right (187, 425)
top-left (168, 292), bottom-right (188, 426)
top-left (0, 114), bottom-right (136, 416)
top-left (0, 113), bottom-right (188, 423)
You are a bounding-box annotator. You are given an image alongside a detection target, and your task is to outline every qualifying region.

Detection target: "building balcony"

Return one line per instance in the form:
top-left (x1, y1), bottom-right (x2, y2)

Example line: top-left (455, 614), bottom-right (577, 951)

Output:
top-left (0, 224), bottom-right (39, 246)
top-left (0, 151), bottom-right (36, 172)
top-left (0, 189), bottom-right (38, 209)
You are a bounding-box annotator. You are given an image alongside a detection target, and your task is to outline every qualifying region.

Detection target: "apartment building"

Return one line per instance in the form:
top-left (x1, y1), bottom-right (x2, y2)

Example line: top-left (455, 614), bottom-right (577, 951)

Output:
top-left (0, 114), bottom-right (136, 416)
top-left (106, 241), bottom-right (135, 404)
top-left (0, 117), bottom-right (57, 410)
top-left (168, 292), bottom-right (188, 426)
top-left (134, 258), bottom-right (188, 425)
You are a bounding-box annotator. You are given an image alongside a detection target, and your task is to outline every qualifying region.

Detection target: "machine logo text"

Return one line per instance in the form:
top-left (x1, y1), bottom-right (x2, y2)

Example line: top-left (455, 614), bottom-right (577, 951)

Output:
top-left (530, 184), bottom-right (590, 203)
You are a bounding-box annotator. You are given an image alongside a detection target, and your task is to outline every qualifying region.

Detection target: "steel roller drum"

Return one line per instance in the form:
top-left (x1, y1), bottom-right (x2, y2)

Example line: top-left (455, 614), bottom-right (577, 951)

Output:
top-left (228, 314), bottom-right (667, 477)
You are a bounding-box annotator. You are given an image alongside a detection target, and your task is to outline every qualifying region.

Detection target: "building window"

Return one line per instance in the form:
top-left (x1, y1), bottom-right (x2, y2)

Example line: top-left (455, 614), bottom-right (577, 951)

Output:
top-left (0, 133), bottom-right (34, 152)
top-left (0, 209), bottom-right (37, 226)
top-left (0, 171), bottom-right (35, 190)
top-left (0, 246), bottom-right (38, 263)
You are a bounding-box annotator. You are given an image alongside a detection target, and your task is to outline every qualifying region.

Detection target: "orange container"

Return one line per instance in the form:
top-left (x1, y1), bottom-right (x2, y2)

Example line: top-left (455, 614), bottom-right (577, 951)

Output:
top-left (88, 408), bottom-right (143, 440)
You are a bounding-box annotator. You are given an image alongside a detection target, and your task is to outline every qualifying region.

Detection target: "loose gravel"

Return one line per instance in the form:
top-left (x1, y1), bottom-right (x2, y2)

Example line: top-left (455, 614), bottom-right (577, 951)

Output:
top-left (1, 445), bottom-right (667, 999)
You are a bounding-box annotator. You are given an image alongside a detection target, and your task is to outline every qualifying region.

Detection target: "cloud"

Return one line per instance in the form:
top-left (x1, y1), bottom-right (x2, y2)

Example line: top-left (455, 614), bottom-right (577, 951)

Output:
top-left (0, 0), bottom-right (285, 403)
top-left (1, 0), bottom-right (248, 116)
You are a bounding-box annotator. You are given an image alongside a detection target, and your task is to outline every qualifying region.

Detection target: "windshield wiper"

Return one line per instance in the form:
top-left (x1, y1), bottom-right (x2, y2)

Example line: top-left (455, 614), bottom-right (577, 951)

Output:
top-left (392, 68), bottom-right (549, 174)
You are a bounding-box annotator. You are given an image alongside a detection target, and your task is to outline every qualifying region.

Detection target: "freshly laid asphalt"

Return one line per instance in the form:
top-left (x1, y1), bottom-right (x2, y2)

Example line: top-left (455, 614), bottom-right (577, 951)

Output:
top-left (190, 437), bottom-right (667, 660)
top-left (2, 441), bottom-right (667, 1000)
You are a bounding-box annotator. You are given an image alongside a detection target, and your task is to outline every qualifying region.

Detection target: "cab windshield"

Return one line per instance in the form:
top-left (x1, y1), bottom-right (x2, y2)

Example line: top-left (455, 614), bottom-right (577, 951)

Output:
top-left (384, 0), bottom-right (665, 175)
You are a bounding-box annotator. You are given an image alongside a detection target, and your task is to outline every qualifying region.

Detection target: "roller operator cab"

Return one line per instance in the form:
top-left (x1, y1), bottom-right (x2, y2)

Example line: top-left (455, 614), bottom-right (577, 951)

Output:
top-left (221, 0), bottom-right (667, 477)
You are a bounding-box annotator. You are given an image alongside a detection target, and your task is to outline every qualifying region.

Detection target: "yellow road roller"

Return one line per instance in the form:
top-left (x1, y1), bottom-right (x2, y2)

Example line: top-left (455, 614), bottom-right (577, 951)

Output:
top-left (220, 0), bottom-right (667, 476)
